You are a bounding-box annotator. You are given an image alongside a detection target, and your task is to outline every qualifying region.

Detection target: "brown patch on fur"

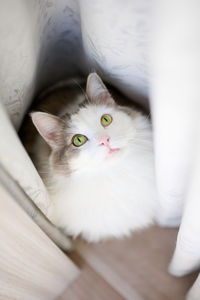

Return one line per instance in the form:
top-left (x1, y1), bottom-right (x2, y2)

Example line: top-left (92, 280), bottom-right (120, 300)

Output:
top-left (61, 112), bottom-right (71, 121)
top-left (51, 144), bottom-right (79, 176)
top-left (78, 98), bottom-right (90, 109)
top-left (51, 146), bottom-right (69, 176)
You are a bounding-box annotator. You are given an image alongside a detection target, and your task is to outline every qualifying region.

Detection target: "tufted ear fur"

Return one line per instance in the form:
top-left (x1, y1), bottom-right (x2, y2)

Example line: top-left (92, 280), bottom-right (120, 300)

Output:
top-left (86, 73), bottom-right (115, 105)
top-left (31, 112), bottom-right (66, 150)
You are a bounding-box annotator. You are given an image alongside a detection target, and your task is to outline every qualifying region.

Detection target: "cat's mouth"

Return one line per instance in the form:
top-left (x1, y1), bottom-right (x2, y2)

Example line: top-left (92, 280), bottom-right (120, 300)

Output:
top-left (108, 148), bottom-right (119, 155)
top-left (106, 147), bottom-right (120, 160)
top-left (98, 137), bottom-right (120, 159)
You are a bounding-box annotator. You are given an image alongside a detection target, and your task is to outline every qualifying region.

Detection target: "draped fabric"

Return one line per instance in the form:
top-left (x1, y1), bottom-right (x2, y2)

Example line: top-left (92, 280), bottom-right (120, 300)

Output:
top-left (0, 1), bottom-right (199, 298)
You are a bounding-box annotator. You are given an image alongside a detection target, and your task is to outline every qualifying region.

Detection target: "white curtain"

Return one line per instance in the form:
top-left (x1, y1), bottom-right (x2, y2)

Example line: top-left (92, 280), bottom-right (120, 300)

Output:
top-left (0, 1), bottom-right (199, 298)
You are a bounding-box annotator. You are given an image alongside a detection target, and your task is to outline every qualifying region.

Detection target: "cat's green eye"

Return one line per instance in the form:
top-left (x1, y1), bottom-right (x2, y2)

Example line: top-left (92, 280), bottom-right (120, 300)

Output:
top-left (101, 114), bottom-right (112, 127)
top-left (72, 134), bottom-right (88, 147)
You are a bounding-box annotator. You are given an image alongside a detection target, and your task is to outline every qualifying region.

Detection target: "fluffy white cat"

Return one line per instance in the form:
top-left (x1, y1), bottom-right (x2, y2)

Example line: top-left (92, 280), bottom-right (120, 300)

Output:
top-left (31, 73), bottom-right (157, 242)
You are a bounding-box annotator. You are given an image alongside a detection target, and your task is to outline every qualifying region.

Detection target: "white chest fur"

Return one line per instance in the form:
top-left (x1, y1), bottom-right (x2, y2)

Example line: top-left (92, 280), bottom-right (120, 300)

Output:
top-left (48, 145), bottom-right (156, 242)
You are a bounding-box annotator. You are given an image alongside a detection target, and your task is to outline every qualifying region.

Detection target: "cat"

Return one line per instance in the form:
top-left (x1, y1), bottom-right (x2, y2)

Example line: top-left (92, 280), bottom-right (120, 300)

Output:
top-left (31, 73), bottom-right (157, 242)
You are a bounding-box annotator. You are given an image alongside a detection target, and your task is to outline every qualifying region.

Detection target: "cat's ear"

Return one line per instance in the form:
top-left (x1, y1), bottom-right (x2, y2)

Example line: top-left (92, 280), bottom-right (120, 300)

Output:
top-left (31, 112), bottom-right (65, 150)
top-left (86, 73), bottom-right (115, 105)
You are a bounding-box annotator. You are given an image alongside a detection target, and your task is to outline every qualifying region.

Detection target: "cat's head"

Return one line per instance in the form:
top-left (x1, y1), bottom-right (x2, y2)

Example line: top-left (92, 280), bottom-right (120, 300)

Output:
top-left (31, 73), bottom-right (137, 174)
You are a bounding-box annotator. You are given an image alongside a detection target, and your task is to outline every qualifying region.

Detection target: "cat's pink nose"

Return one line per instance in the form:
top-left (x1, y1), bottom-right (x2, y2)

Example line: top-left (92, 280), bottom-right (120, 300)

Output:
top-left (99, 136), bottom-right (110, 147)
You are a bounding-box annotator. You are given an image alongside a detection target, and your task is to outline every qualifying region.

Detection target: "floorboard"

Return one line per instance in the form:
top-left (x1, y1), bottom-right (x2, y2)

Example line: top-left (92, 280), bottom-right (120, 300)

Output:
top-left (59, 226), bottom-right (198, 300)
top-left (58, 252), bottom-right (124, 300)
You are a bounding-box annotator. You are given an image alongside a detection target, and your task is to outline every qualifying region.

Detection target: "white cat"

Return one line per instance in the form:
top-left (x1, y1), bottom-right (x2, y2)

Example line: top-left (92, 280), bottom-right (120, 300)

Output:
top-left (31, 73), bottom-right (157, 242)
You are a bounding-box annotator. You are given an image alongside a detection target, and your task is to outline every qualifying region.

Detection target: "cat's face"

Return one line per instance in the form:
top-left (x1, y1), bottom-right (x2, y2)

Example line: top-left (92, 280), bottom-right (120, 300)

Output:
top-left (32, 73), bottom-right (137, 174)
top-left (65, 103), bottom-right (136, 171)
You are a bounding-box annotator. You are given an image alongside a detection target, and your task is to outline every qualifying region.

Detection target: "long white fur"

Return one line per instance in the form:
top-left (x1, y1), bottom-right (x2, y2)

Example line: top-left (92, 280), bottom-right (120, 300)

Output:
top-left (44, 99), bottom-right (157, 242)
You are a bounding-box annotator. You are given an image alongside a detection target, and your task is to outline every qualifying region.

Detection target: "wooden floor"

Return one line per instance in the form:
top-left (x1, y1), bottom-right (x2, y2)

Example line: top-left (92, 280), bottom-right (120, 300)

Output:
top-left (58, 226), bottom-right (197, 300)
